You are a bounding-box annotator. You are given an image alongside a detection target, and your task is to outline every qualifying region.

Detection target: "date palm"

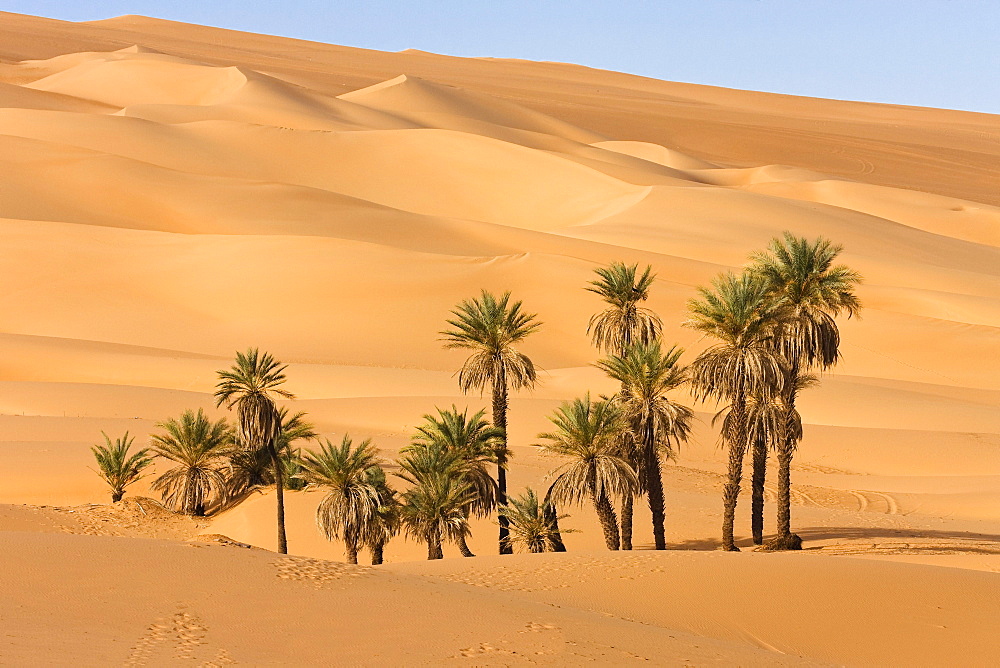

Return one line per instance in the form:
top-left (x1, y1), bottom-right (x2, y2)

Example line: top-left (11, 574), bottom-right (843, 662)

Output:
top-left (215, 348), bottom-right (294, 553)
top-left (500, 487), bottom-right (573, 553)
top-left (686, 271), bottom-right (786, 551)
top-left (596, 341), bottom-right (693, 549)
top-left (150, 409), bottom-right (233, 516)
top-left (299, 436), bottom-right (383, 564)
top-left (441, 290), bottom-right (541, 554)
top-left (537, 395), bottom-right (637, 551)
top-left (408, 406), bottom-right (501, 556)
top-left (362, 466), bottom-right (400, 565)
top-left (587, 261), bottom-right (662, 549)
top-left (397, 456), bottom-right (476, 560)
top-left (749, 233), bottom-right (861, 550)
top-left (91, 431), bottom-right (152, 503)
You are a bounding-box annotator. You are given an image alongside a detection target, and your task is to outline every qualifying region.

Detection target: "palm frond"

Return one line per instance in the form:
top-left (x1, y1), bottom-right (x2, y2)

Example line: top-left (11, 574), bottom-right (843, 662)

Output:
top-left (90, 431), bottom-right (152, 501)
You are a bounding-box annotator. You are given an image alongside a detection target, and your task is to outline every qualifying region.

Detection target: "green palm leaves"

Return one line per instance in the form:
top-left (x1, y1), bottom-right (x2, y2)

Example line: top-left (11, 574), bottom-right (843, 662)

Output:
top-left (499, 488), bottom-right (572, 554)
top-left (538, 395), bottom-right (636, 551)
top-left (299, 436), bottom-right (387, 564)
top-left (91, 432), bottom-right (152, 503)
top-left (441, 289), bottom-right (541, 555)
top-left (587, 262), bottom-right (662, 353)
top-left (150, 409), bottom-right (233, 516)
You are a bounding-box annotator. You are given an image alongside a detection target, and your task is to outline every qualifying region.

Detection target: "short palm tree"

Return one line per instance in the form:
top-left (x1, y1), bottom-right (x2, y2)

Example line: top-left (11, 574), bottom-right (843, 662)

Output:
top-left (408, 406), bottom-right (501, 556)
top-left (150, 409), bottom-right (233, 516)
top-left (441, 290), bottom-right (541, 555)
top-left (398, 468), bottom-right (476, 560)
top-left (215, 348), bottom-right (294, 553)
top-left (299, 436), bottom-right (384, 564)
top-left (500, 487), bottom-right (573, 553)
top-left (91, 431), bottom-right (152, 503)
top-left (596, 341), bottom-right (694, 550)
top-left (361, 466), bottom-right (400, 565)
top-left (587, 261), bottom-right (662, 550)
top-left (537, 395), bottom-right (637, 551)
top-left (749, 233), bottom-right (861, 550)
top-left (686, 271), bottom-right (786, 551)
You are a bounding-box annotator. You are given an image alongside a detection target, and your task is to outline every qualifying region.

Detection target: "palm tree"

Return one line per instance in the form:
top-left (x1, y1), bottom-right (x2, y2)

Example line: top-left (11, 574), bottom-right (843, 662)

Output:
top-left (299, 436), bottom-right (383, 564)
top-left (90, 432), bottom-right (152, 503)
top-left (398, 467), bottom-right (476, 560)
top-left (215, 348), bottom-right (294, 554)
top-left (537, 395), bottom-right (637, 550)
top-left (408, 406), bottom-right (501, 557)
top-left (150, 409), bottom-right (233, 516)
top-left (749, 233), bottom-right (861, 550)
top-left (596, 341), bottom-right (693, 550)
top-left (361, 466), bottom-right (400, 565)
top-left (587, 261), bottom-right (662, 550)
top-left (441, 290), bottom-right (541, 554)
top-left (500, 488), bottom-right (573, 553)
top-left (686, 271), bottom-right (786, 551)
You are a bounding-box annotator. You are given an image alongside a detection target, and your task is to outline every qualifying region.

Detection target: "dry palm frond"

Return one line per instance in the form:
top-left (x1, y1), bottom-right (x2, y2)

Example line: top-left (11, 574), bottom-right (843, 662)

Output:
top-left (537, 395), bottom-right (637, 507)
top-left (90, 431), bottom-right (152, 503)
top-left (151, 409), bottom-right (233, 515)
top-left (586, 262), bottom-right (662, 353)
top-left (214, 348), bottom-right (294, 450)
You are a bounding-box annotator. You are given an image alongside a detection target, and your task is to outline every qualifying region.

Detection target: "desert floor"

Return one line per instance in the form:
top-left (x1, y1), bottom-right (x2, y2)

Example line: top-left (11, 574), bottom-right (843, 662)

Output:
top-left (1, 10), bottom-right (999, 666)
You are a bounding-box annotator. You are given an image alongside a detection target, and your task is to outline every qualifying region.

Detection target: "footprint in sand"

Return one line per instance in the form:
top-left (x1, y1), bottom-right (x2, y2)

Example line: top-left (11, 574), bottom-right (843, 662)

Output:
top-left (123, 609), bottom-right (234, 666)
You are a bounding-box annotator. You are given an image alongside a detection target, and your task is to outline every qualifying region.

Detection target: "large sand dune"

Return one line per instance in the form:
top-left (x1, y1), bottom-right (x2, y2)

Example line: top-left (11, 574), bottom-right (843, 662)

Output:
top-left (1, 10), bottom-right (999, 665)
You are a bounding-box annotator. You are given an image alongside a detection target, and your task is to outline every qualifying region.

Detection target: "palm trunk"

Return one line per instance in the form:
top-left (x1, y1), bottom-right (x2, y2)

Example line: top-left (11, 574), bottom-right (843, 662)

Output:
top-left (456, 532), bottom-right (476, 557)
top-left (345, 537), bottom-right (359, 565)
top-left (428, 526), bottom-right (443, 560)
top-left (543, 493), bottom-right (567, 552)
top-left (619, 494), bottom-right (634, 550)
top-left (371, 541), bottom-right (384, 565)
top-left (492, 369), bottom-right (512, 555)
top-left (751, 433), bottom-right (767, 545)
top-left (769, 363), bottom-right (803, 550)
top-left (721, 396), bottom-right (748, 551)
top-left (111, 491), bottom-right (123, 503)
top-left (645, 424), bottom-right (667, 550)
top-left (592, 488), bottom-right (620, 551)
top-left (270, 444), bottom-right (288, 554)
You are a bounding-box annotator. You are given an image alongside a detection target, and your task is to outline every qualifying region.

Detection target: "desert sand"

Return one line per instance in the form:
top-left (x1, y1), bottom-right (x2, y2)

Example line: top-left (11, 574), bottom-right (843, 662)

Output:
top-left (1, 10), bottom-right (999, 666)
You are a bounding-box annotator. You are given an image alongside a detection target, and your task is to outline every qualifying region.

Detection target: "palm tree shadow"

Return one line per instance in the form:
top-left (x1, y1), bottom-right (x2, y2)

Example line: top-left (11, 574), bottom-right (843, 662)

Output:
top-left (654, 527), bottom-right (1000, 553)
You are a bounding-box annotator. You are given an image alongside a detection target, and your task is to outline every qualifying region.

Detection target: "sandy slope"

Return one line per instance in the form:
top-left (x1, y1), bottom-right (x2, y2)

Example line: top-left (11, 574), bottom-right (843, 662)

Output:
top-left (1, 10), bottom-right (999, 666)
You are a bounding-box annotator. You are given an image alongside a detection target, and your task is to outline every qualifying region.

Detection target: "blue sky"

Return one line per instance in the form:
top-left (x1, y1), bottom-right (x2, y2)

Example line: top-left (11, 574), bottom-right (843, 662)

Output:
top-left (7, 1), bottom-right (1000, 113)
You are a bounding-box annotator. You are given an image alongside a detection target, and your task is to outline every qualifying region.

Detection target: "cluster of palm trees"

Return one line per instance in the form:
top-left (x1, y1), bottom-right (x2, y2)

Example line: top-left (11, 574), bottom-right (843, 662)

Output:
top-left (92, 232), bottom-right (859, 560)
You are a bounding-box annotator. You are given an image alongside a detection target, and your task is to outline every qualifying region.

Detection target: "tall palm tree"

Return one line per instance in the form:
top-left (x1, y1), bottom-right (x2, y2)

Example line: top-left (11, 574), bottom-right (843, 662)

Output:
top-left (749, 233), bottom-right (861, 550)
top-left (587, 261), bottom-right (662, 550)
top-left (398, 466), bottom-right (476, 560)
top-left (91, 431), bottom-right (152, 503)
top-left (537, 395), bottom-right (637, 551)
top-left (215, 348), bottom-right (294, 554)
top-left (686, 271), bottom-right (786, 551)
top-left (150, 409), bottom-right (233, 516)
top-left (441, 290), bottom-right (541, 554)
top-left (596, 341), bottom-right (694, 550)
top-left (408, 406), bottom-right (501, 557)
top-left (499, 487), bottom-right (573, 553)
top-left (299, 436), bottom-right (383, 564)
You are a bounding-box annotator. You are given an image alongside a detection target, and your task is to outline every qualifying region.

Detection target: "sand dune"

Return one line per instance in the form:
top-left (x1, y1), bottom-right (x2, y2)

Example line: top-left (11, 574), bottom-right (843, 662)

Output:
top-left (1, 9), bottom-right (999, 666)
